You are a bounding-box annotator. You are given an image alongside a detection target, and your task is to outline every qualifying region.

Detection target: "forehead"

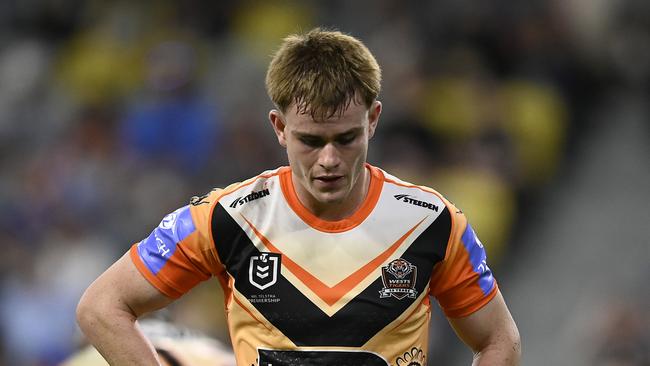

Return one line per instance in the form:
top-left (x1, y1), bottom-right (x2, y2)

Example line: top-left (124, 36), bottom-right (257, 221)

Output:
top-left (284, 101), bottom-right (369, 133)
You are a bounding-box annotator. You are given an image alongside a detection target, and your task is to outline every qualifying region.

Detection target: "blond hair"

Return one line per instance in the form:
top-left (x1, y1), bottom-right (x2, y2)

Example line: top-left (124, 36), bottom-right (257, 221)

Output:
top-left (266, 28), bottom-right (381, 120)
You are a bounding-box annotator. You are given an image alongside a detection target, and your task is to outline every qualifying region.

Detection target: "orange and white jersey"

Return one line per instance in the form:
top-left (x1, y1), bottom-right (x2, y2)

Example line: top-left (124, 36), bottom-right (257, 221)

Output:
top-left (131, 164), bottom-right (498, 366)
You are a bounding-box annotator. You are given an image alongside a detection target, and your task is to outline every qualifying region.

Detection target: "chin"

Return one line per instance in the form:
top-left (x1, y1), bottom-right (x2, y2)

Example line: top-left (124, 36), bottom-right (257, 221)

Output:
top-left (313, 190), bottom-right (348, 205)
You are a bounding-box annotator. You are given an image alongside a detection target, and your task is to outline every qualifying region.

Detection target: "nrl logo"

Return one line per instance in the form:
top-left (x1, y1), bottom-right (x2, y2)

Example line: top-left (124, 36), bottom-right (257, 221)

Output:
top-left (249, 252), bottom-right (281, 290)
top-left (379, 258), bottom-right (418, 300)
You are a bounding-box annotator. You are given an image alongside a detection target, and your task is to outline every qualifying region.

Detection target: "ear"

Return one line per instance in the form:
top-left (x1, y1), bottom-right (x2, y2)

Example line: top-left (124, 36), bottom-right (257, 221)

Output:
top-left (367, 101), bottom-right (382, 139)
top-left (269, 109), bottom-right (287, 147)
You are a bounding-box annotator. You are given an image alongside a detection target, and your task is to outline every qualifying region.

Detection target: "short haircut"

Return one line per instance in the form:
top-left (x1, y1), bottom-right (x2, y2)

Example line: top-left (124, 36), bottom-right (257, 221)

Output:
top-left (266, 28), bottom-right (381, 120)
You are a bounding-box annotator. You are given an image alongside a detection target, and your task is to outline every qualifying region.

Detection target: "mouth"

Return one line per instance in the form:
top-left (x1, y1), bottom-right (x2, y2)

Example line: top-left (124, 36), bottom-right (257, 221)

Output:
top-left (315, 175), bottom-right (343, 181)
top-left (313, 175), bottom-right (344, 188)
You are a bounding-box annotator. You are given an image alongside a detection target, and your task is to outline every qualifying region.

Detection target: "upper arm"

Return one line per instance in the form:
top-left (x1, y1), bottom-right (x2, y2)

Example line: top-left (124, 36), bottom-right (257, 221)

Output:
top-left (448, 290), bottom-right (520, 355)
top-left (79, 252), bottom-right (175, 318)
top-left (429, 205), bottom-right (520, 362)
top-left (80, 199), bottom-right (224, 318)
top-left (430, 210), bottom-right (498, 318)
top-left (80, 199), bottom-right (220, 315)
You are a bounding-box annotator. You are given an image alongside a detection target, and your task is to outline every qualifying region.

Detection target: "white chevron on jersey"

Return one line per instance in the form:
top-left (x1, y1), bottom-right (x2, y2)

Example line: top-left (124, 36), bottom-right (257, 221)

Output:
top-left (220, 167), bottom-right (446, 316)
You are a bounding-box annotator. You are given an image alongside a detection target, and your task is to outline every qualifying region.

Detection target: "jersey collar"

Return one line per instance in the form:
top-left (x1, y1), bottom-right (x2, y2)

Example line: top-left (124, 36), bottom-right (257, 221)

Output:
top-left (279, 163), bottom-right (383, 233)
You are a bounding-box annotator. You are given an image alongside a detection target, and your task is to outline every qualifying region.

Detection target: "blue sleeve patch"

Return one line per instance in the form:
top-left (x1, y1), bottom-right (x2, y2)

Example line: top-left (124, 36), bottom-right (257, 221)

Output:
top-left (460, 223), bottom-right (495, 295)
top-left (136, 205), bottom-right (196, 275)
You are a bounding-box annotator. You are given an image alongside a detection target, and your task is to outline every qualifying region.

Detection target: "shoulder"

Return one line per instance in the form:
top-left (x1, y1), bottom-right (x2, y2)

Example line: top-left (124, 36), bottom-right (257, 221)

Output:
top-left (376, 166), bottom-right (461, 215)
top-left (216, 167), bottom-right (286, 205)
top-left (188, 167), bottom-right (286, 218)
top-left (376, 167), bottom-right (468, 252)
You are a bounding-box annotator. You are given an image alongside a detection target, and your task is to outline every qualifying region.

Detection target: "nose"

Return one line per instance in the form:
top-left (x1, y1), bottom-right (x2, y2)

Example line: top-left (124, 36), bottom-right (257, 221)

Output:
top-left (318, 143), bottom-right (341, 170)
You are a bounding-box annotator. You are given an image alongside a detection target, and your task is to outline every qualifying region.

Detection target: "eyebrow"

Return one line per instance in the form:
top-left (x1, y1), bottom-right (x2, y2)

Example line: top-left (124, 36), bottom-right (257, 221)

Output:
top-left (292, 127), bottom-right (363, 140)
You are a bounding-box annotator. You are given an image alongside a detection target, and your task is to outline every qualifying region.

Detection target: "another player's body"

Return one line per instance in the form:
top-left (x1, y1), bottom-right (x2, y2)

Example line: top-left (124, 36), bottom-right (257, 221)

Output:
top-left (63, 319), bottom-right (236, 366)
top-left (77, 28), bottom-right (521, 365)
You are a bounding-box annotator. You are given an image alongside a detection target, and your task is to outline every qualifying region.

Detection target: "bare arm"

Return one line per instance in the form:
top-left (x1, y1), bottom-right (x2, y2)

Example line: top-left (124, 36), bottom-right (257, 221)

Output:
top-left (76, 252), bottom-right (175, 365)
top-left (448, 290), bottom-right (521, 366)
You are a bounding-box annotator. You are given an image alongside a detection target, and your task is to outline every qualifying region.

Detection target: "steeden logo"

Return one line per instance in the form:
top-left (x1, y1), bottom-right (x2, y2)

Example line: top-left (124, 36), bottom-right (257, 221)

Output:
top-left (230, 188), bottom-right (270, 208)
top-left (394, 194), bottom-right (439, 212)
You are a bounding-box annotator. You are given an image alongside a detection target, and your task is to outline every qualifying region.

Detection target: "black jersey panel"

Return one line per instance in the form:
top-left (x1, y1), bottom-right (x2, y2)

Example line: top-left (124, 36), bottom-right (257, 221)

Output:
top-left (211, 204), bottom-right (452, 347)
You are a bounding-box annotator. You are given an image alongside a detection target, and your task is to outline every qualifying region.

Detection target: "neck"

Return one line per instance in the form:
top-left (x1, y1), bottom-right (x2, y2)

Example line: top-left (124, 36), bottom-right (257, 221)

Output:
top-left (295, 167), bottom-right (370, 221)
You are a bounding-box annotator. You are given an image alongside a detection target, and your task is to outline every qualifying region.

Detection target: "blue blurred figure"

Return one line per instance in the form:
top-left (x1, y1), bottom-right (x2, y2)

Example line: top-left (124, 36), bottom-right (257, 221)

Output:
top-left (120, 40), bottom-right (220, 174)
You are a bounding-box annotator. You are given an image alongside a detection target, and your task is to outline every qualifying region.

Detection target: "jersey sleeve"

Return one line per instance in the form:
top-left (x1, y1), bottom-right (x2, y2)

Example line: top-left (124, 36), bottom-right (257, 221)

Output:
top-left (429, 206), bottom-right (498, 318)
top-left (130, 191), bottom-right (224, 299)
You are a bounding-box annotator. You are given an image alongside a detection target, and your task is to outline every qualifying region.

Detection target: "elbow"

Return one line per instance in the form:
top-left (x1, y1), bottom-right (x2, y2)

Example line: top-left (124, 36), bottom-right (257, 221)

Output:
top-left (497, 313), bottom-right (522, 363)
top-left (478, 323), bottom-right (522, 365)
top-left (76, 284), bottom-right (118, 336)
top-left (76, 288), bottom-right (99, 335)
top-left (76, 282), bottom-right (139, 338)
top-left (473, 330), bottom-right (522, 366)
top-left (507, 324), bottom-right (522, 364)
top-left (514, 333), bottom-right (522, 360)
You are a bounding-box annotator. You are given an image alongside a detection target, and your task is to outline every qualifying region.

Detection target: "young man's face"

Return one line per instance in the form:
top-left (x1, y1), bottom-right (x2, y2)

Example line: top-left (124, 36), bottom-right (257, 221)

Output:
top-left (269, 100), bottom-right (381, 213)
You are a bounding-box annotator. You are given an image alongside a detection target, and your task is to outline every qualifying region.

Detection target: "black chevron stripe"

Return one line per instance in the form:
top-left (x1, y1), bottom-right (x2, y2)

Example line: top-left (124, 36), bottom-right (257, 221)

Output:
top-left (212, 203), bottom-right (452, 346)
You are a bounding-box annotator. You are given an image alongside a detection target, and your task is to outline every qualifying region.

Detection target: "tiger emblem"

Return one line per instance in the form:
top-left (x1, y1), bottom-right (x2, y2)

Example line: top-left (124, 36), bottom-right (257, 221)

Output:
top-left (387, 258), bottom-right (413, 279)
top-left (379, 258), bottom-right (418, 300)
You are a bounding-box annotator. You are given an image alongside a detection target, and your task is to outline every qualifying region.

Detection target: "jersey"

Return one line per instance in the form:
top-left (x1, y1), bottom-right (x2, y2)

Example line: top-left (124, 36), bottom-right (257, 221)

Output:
top-left (130, 164), bottom-right (498, 366)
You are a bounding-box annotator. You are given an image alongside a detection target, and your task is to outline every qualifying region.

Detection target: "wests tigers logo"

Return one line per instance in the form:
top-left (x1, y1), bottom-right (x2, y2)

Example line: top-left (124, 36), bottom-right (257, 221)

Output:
top-left (388, 259), bottom-right (411, 278)
top-left (379, 258), bottom-right (418, 300)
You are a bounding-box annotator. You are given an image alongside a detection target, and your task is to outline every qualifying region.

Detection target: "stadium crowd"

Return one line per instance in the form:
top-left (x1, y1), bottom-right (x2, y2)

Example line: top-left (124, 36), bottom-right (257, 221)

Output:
top-left (0, 0), bottom-right (647, 365)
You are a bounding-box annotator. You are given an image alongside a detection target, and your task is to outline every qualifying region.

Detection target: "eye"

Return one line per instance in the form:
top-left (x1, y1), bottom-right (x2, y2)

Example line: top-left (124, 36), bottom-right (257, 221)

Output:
top-left (300, 136), bottom-right (324, 148)
top-left (336, 134), bottom-right (357, 145)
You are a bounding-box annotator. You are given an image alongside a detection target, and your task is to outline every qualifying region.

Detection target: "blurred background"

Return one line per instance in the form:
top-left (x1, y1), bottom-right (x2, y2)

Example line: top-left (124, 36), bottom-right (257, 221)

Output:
top-left (0, 0), bottom-right (648, 365)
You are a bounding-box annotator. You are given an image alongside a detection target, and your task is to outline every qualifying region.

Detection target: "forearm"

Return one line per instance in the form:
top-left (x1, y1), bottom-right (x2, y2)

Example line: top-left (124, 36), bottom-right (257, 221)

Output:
top-left (77, 291), bottom-right (161, 365)
top-left (76, 251), bottom-right (178, 364)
